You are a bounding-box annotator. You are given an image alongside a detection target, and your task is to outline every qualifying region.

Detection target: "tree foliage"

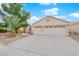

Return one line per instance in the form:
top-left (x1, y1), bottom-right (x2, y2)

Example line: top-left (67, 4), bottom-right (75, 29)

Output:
top-left (0, 3), bottom-right (30, 35)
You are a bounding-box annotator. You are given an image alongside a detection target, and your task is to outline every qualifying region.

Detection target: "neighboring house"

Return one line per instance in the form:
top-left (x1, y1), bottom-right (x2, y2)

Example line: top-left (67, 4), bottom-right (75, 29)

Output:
top-left (30, 16), bottom-right (74, 35)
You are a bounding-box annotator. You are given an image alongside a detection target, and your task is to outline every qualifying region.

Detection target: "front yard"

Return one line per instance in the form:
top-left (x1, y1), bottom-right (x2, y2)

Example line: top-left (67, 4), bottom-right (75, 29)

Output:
top-left (0, 33), bottom-right (29, 44)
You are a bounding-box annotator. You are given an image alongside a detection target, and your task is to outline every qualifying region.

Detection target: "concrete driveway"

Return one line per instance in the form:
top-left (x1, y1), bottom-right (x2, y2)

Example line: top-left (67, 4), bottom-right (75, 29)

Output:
top-left (0, 35), bottom-right (79, 56)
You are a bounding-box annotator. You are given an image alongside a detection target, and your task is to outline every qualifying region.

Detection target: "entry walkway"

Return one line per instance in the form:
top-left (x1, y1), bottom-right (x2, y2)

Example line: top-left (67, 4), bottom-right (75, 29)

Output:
top-left (0, 35), bottom-right (79, 56)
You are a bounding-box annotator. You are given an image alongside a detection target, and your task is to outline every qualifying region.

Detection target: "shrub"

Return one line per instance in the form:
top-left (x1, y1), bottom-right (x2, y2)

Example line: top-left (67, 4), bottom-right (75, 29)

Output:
top-left (0, 28), bottom-right (7, 33)
top-left (68, 31), bottom-right (79, 35)
top-left (73, 32), bottom-right (79, 35)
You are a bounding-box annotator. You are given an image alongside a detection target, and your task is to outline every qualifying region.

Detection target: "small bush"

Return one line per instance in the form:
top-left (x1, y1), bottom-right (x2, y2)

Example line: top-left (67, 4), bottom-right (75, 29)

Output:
top-left (0, 28), bottom-right (7, 33)
top-left (73, 32), bottom-right (79, 35)
top-left (68, 31), bottom-right (79, 35)
top-left (68, 31), bottom-right (73, 34)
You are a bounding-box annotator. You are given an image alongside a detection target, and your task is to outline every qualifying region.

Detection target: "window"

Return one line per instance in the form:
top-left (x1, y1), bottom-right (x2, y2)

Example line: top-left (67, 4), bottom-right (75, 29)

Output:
top-left (60, 25), bottom-right (62, 28)
top-left (49, 26), bottom-right (52, 28)
top-left (46, 18), bottom-right (50, 21)
top-left (35, 26), bottom-right (42, 28)
top-left (54, 25), bottom-right (57, 28)
top-left (44, 26), bottom-right (48, 28)
top-left (56, 25), bottom-right (59, 28)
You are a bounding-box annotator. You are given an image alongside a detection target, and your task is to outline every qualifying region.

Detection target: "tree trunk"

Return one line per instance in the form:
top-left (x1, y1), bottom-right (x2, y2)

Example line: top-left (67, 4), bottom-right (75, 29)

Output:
top-left (9, 29), bottom-right (16, 37)
top-left (23, 27), bottom-right (26, 33)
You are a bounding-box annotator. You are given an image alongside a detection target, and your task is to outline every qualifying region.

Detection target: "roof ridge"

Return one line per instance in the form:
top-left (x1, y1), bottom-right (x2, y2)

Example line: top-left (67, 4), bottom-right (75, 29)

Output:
top-left (46, 16), bottom-right (71, 23)
top-left (32, 16), bottom-right (71, 25)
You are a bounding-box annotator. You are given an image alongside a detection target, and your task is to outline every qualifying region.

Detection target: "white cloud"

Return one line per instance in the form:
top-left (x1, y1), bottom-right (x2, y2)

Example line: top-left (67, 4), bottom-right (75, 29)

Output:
top-left (39, 3), bottom-right (51, 5)
top-left (54, 15), bottom-right (66, 19)
top-left (42, 7), bottom-right (59, 15)
top-left (52, 3), bottom-right (56, 5)
top-left (69, 12), bottom-right (79, 18)
top-left (39, 3), bottom-right (56, 5)
top-left (28, 16), bottom-right (40, 24)
top-left (30, 16), bottom-right (39, 20)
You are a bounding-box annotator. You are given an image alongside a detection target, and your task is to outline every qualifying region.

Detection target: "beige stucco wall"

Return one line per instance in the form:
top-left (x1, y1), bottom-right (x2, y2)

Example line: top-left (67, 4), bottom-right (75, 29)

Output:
top-left (31, 16), bottom-right (72, 35)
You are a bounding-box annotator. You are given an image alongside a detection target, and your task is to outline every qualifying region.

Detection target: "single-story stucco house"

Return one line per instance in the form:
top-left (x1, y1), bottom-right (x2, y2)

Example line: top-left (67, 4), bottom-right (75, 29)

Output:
top-left (26, 16), bottom-right (79, 35)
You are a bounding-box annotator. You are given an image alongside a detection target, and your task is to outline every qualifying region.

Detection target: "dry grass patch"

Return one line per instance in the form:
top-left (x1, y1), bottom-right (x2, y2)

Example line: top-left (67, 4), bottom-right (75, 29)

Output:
top-left (68, 31), bottom-right (79, 42)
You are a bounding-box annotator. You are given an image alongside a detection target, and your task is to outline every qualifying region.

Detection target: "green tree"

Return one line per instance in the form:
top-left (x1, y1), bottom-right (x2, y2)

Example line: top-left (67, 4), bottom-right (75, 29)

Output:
top-left (0, 3), bottom-right (30, 36)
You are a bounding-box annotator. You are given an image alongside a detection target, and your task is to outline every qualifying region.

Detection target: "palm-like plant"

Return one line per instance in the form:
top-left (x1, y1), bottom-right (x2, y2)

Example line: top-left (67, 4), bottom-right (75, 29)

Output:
top-left (0, 3), bottom-right (30, 36)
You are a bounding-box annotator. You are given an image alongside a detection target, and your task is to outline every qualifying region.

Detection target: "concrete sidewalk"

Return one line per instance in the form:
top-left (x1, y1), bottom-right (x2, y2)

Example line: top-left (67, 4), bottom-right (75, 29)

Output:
top-left (0, 44), bottom-right (39, 56)
top-left (0, 35), bottom-right (79, 56)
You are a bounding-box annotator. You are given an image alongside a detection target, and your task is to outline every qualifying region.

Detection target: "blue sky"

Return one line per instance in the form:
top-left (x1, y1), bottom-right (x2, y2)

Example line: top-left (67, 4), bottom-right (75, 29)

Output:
top-left (23, 3), bottom-right (79, 24)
